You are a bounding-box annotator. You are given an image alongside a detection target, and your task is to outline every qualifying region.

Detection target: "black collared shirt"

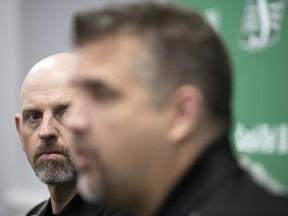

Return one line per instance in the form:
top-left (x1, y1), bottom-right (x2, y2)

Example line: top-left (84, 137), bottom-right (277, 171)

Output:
top-left (156, 136), bottom-right (288, 216)
top-left (26, 194), bottom-right (127, 216)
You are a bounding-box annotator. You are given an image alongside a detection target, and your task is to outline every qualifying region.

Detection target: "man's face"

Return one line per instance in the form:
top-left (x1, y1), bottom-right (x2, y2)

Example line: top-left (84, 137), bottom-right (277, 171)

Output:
top-left (69, 36), bottom-right (171, 206)
top-left (15, 68), bottom-right (77, 185)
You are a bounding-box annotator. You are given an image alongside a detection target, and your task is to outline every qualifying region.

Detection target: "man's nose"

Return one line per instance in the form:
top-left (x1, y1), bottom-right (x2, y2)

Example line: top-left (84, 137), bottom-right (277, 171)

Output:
top-left (65, 98), bottom-right (88, 134)
top-left (38, 115), bottom-right (58, 142)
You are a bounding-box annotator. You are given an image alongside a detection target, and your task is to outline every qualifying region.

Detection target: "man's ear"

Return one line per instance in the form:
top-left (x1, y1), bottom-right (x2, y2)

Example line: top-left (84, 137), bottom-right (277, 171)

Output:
top-left (15, 113), bottom-right (25, 151)
top-left (167, 85), bottom-right (203, 144)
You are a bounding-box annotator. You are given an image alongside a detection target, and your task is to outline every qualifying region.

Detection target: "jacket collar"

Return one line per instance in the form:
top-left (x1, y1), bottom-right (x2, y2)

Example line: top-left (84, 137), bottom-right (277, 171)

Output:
top-left (30, 199), bottom-right (50, 216)
top-left (156, 135), bottom-right (238, 216)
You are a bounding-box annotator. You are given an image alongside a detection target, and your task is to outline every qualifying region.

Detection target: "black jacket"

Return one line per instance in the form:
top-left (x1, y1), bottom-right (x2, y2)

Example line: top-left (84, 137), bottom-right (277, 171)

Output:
top-left (25, 194), bottom-right (126, 216)
top-left (157, 136), bottom-right (288, 216)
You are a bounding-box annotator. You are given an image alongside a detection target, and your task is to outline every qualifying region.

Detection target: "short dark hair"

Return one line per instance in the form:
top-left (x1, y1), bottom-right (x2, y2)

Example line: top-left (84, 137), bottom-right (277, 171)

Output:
top-left (73, 2), bottom-right (233, 131)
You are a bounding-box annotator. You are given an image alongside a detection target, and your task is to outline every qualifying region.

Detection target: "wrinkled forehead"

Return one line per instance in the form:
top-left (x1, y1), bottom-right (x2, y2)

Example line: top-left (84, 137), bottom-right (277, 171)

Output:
top-left (21, 89), bottom-right (77, 114)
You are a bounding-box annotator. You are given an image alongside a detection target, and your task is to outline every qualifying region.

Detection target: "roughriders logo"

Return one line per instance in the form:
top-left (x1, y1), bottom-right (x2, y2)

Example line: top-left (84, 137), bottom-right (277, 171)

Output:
top-left (238, 0), bottom-right (286, 52)
top-left (203, 8), bottom-right (222, 32)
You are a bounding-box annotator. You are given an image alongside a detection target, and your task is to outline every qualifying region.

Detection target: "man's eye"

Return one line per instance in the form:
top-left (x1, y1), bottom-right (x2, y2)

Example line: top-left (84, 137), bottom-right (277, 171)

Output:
top-left (92, 88), bottom-right (118, 101)
top-left (27, 113), bottom-right (42, 122)
top-left (59, 110), bottom-right (70, 119)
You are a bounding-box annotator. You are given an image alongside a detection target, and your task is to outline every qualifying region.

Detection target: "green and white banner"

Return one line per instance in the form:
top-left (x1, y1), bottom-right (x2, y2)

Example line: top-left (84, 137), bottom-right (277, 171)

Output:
top-left (173, 0), bottom-right (288, 194)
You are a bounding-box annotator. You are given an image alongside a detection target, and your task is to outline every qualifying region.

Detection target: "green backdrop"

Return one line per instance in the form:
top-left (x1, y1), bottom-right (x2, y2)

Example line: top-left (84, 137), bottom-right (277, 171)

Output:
top-left (172, 0), bottom-right (288, 193)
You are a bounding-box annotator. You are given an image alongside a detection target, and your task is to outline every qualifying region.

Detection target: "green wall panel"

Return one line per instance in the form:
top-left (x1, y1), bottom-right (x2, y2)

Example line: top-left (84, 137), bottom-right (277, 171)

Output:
top-left (172, 0), bottom-right (288, 193)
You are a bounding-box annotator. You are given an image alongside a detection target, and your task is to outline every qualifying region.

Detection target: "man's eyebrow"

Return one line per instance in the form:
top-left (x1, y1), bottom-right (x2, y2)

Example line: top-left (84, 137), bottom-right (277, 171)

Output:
top-left (22, 108), bottom-right (40, 116)
top-left (73, 79), bottom-right (108, 89)
top-left (75, 79), bottom-right (120, 95)
top-left (22, 103), bottom-right (71, 116)
top-left (54, 103), bottom-right (71, 114)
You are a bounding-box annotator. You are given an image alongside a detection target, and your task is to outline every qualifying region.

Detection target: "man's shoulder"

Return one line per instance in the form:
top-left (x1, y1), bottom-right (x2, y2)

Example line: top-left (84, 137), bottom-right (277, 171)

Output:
top-left (203, 170), bottom-right (288, 216)
top-left (25, 199), bottom-right (49, 216)
top-left (76, 197), bottom-right (128, 216)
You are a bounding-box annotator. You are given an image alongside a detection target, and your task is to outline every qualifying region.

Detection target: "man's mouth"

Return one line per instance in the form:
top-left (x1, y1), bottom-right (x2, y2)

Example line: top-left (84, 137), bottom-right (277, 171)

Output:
top-left (74, 149), bottom-right (95, 171)
top-left (38, 150), bottom-right (66, 160)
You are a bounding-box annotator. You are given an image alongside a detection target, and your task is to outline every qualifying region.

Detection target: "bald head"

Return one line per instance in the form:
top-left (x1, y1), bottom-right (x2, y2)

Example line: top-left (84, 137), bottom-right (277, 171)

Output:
top-left (20, 53), bottom-right (76, 107)
top-left (15, 52), bottom-right (78, 186)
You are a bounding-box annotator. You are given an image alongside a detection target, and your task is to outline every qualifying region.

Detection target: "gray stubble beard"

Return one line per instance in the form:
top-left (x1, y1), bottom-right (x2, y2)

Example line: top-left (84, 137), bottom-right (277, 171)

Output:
top-left (33, 157), bottom-right (77, 185)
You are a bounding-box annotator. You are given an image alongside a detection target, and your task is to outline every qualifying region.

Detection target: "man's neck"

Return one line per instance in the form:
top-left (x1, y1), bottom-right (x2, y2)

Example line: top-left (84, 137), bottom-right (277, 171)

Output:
top-left (47, 181), bottom-right (78, 215)
top-left (135, 128), bottom-right (225, 216)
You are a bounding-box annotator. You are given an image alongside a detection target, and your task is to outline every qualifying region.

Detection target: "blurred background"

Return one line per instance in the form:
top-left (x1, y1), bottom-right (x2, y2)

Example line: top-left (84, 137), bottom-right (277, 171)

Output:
top-left (0, 0), bottom-right (287, 215)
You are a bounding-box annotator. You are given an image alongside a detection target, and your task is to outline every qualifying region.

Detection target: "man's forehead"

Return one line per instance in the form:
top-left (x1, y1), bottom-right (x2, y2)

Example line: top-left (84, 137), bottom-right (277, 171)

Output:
top-left (26, 71), bottom-right (71, 88)
top-left (78, 34), bottom-right (143, 62)
top-left (75, 36), bottom-right (145, 78)
top-left (21, 91), bottom-right (75, 110)
top-left (21, 83), bottom-right (77, 107)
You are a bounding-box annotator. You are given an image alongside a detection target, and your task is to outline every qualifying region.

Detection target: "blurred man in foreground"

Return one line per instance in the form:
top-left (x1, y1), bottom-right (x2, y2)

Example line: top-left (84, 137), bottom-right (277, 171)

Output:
top-left (68, 3), bottom-right (288, 216)
top-left (15, 53), bottom-right (124, 216)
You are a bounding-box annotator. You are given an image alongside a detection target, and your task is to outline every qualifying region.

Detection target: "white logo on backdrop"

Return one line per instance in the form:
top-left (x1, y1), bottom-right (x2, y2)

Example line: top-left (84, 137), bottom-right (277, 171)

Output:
top-left (238, 155), bottom-right (285, 194)
top-left (238, 0), bottom-right (286, 52)
top-left (203, 8), bottom-right (222, 32)
top-left (235, 123), bottom-right (288, 155)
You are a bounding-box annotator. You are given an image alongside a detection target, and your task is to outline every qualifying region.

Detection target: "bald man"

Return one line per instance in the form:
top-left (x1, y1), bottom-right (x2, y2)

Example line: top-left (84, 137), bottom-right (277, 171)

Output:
top-left (15, 53), bottom-right (124, 216)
